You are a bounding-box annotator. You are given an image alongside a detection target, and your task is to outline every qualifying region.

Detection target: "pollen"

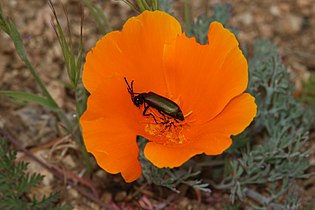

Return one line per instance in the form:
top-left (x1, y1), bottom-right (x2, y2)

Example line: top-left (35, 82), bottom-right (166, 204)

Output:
top-left (144, 121), bottom-right (187, 145)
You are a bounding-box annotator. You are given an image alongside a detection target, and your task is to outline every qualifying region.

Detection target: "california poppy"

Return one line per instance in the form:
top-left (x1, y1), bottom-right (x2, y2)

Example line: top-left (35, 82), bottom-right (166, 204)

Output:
top-left (80, 10), bottom-right (257, 182)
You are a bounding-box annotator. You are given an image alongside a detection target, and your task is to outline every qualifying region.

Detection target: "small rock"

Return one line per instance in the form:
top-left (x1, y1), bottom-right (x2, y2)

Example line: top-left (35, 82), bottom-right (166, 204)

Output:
top-left (259, 24), bottom-right (273, 38)
top-left (178, 197), bottom-right (190, 209)
top-left (297, 0), bottom-right (312, 8)
top-left (276, 14), bottom-right (303, 34)
top-left (68, 188), bottom-right (80, 199)
top-left (114, 191), bottom-right (127, 202)
top-left (61, 154), bottom-right (77, 169)
top-left (15, 106), bottom-right (57, 146)
top-left (101, 192), bottom-right (113, 204)
top-left (279, 3), bottom-right (291, 13)
top-left (270, 5), bottom-right (281, 17)
top-left (237, 12), bottom-right (253, 26)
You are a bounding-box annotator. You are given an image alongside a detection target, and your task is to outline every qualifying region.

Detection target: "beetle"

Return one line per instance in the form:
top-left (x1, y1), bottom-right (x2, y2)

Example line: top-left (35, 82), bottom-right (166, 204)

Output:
top-left (124, 77), bottom-right (184, 123)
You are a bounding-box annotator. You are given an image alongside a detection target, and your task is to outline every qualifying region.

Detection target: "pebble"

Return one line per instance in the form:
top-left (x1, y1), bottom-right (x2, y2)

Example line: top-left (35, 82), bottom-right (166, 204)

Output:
top-left (270, 5), bottom-right (281, 17)
top-left (276, 14), bottom-right (304, 34)
top-left (237, 12), bottom-right (254, 26)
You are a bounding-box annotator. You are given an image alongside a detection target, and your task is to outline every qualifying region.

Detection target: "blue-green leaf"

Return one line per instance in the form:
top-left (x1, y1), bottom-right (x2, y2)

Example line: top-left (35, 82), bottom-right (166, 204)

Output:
top-left (0, 91), bottom-right (58, 111)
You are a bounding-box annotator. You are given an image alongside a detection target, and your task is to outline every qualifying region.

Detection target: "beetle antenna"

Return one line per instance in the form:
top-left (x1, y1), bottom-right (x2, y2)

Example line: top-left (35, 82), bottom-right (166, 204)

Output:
top-left (124, 77), bottom-right (134, 98)
top-left (130, 80), bottom-right (134, 92)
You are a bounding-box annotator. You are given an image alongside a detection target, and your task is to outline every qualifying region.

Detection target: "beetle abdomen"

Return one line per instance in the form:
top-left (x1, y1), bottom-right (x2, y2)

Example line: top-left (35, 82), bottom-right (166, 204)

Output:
top-left (143, 92), bottom-right (184, 121)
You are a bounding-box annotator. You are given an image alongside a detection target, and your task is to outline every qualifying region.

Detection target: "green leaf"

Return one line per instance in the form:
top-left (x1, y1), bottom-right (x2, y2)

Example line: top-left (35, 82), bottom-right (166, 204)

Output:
top-left (158, 0), bottom-right (174, 14)
top-left (0, 91), bottom-right (58, 111)
top-left (49, 1), bottom-right (83, 88)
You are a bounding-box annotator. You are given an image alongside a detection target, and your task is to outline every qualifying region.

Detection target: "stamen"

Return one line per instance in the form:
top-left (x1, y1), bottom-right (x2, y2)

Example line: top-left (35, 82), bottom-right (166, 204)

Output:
top-left (144, 119), bottom-right (188, 145)
top-left (184, 111), bottom-right (193, 118)
top-left (141, 108), bottom-right (194, 145)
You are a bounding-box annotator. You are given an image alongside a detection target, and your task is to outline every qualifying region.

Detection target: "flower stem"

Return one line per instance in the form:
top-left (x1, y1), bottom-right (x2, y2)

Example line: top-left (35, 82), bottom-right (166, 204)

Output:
top-left (184, 0), bottom-right (191, 32)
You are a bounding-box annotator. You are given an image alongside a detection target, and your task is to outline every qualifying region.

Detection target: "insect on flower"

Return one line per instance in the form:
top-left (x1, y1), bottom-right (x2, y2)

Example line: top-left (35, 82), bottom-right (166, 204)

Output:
top-left (80, 10), bottom-right (257, 182)
top-left (124, 77), bottom-right (184, 124)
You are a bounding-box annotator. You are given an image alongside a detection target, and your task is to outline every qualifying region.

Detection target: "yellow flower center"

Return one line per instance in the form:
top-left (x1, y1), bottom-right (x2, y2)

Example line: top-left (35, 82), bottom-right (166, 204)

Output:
top-left (141, 109), bottom-right (195, 146)
top-left (144, 120), bottom-right (187, 145)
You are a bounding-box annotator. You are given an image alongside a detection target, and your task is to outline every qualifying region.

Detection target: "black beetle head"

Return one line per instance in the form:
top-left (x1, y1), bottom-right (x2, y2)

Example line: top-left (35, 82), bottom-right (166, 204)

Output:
top-left (133, 95), bottom-right (144, 107)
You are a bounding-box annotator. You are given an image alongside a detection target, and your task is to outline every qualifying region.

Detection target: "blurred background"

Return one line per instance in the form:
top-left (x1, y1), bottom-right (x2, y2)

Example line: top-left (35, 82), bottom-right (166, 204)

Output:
top-left (0, 0), bottom-right (314, 209)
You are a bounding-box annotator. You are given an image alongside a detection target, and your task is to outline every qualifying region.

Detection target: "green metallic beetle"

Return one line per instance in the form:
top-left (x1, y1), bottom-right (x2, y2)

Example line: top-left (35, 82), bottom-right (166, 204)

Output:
top-left (124, 77), bottom-right (184, 123)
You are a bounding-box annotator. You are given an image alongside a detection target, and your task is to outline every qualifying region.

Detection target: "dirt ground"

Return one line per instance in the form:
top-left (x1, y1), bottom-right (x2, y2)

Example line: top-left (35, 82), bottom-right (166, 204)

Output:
top-left (0, 0), bottom-right (314, 209)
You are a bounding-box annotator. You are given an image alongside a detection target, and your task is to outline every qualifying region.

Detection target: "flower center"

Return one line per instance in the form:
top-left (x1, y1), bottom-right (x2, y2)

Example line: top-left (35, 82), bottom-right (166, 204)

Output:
top-left (144, 120), bottom-right (188, 145)
top-left (139, 107), bottom-right (194, 145)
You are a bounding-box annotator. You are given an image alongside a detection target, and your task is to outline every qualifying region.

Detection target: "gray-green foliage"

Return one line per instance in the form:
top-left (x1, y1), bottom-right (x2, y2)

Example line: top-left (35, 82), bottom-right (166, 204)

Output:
top-left (158, 0), bottom-right (174, 14)
top-left (0, 137), bottom-right (70, 210)
top-left (142, 163), bottom-right (210, 193)
top-left (83, 0), bottom-right (112, 35)
top-left (186, 4), bottom-right (313, 209)
top-left (187, 4), bottom-right (238, 44)
top-left (222, 40), bottom-right (313, 209)
top-left (138, 137), bottom-right (210, 193)
top-left (141, 5), bottom-right (313, 206)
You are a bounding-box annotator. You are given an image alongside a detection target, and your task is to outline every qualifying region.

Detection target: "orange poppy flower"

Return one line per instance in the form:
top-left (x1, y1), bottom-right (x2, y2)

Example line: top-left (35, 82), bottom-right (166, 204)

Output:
top-left (80, 10), bottom-right (257, 182)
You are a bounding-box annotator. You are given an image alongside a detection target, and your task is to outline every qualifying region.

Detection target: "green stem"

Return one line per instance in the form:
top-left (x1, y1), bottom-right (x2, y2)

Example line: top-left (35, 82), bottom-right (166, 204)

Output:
top-left (135, 0), bottom-right (146, 11)
top-left (154, 0), bottom-right (159, 10)
top-left (142, 0), bottom-right (151, 10)
top-left (74, 85), bottom-right (92, 172)
top-left (83, 0), bottom-right (107, 35)
top-left (75, 131), bottom-right (92, 173)
top-left (184, 0), bottom-right (191, 33)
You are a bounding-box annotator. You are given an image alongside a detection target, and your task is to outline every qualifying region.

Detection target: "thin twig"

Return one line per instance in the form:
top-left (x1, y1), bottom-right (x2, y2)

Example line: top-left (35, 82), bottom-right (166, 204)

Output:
top-left (0, 129), bottom-right (109, 209)
top-left (210, 178), bottom-right (286, 209)
top-left (244, 188), bottom-right (285, 209)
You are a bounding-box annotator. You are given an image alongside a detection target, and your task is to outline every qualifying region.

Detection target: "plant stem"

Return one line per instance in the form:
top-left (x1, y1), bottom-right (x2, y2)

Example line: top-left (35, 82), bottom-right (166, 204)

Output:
top-left (184, 0), bottom-right (191, 32)
top-left (244, 188), bottom-right (285, 209)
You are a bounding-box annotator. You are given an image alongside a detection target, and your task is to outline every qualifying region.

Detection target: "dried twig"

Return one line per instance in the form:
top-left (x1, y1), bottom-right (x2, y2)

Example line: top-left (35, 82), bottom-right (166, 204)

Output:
top-left (244, 188), bottom-right (285, 209)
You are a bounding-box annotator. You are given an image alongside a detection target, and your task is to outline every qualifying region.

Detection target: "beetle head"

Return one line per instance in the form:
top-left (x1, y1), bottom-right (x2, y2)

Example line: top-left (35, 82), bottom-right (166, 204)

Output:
top-left (124, 77), bottom-right (136, 97)
top-left (133, 95), bottom-right (144, 107)
top-left (124, 77), bottom-right (143, 107)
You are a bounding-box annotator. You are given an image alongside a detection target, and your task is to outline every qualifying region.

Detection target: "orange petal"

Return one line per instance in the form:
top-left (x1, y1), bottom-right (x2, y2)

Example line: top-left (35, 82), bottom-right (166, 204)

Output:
top-left (83, 10), bottom-right (182, 96)
top-left (80, 117), bottom-right (142, 182)
top-left (80, 74), bottom-right (143, 182)
top-left (193, 134), bottom-right (232, 155)
top-left (189, 93), bottom-right (256, 155)
top-left (144, 142), bottom-right (202, 168)
top-left (83, 73), bottom-right (142, 126)
top-left (164, 22), bottom-right (248, 123)
top-left (82, 31), bottom-right (122, 93)
top-left (202, 93), bottom-right (257, 136)
top-left (147, 93), bottom-right (256, 158)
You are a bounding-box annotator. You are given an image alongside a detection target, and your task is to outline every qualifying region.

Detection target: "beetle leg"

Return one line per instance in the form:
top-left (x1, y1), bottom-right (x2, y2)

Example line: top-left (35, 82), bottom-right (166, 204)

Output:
top-left (158, 110), bottom-right (168, 123)
top-left (143, 104), bottom-right (158, 123)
